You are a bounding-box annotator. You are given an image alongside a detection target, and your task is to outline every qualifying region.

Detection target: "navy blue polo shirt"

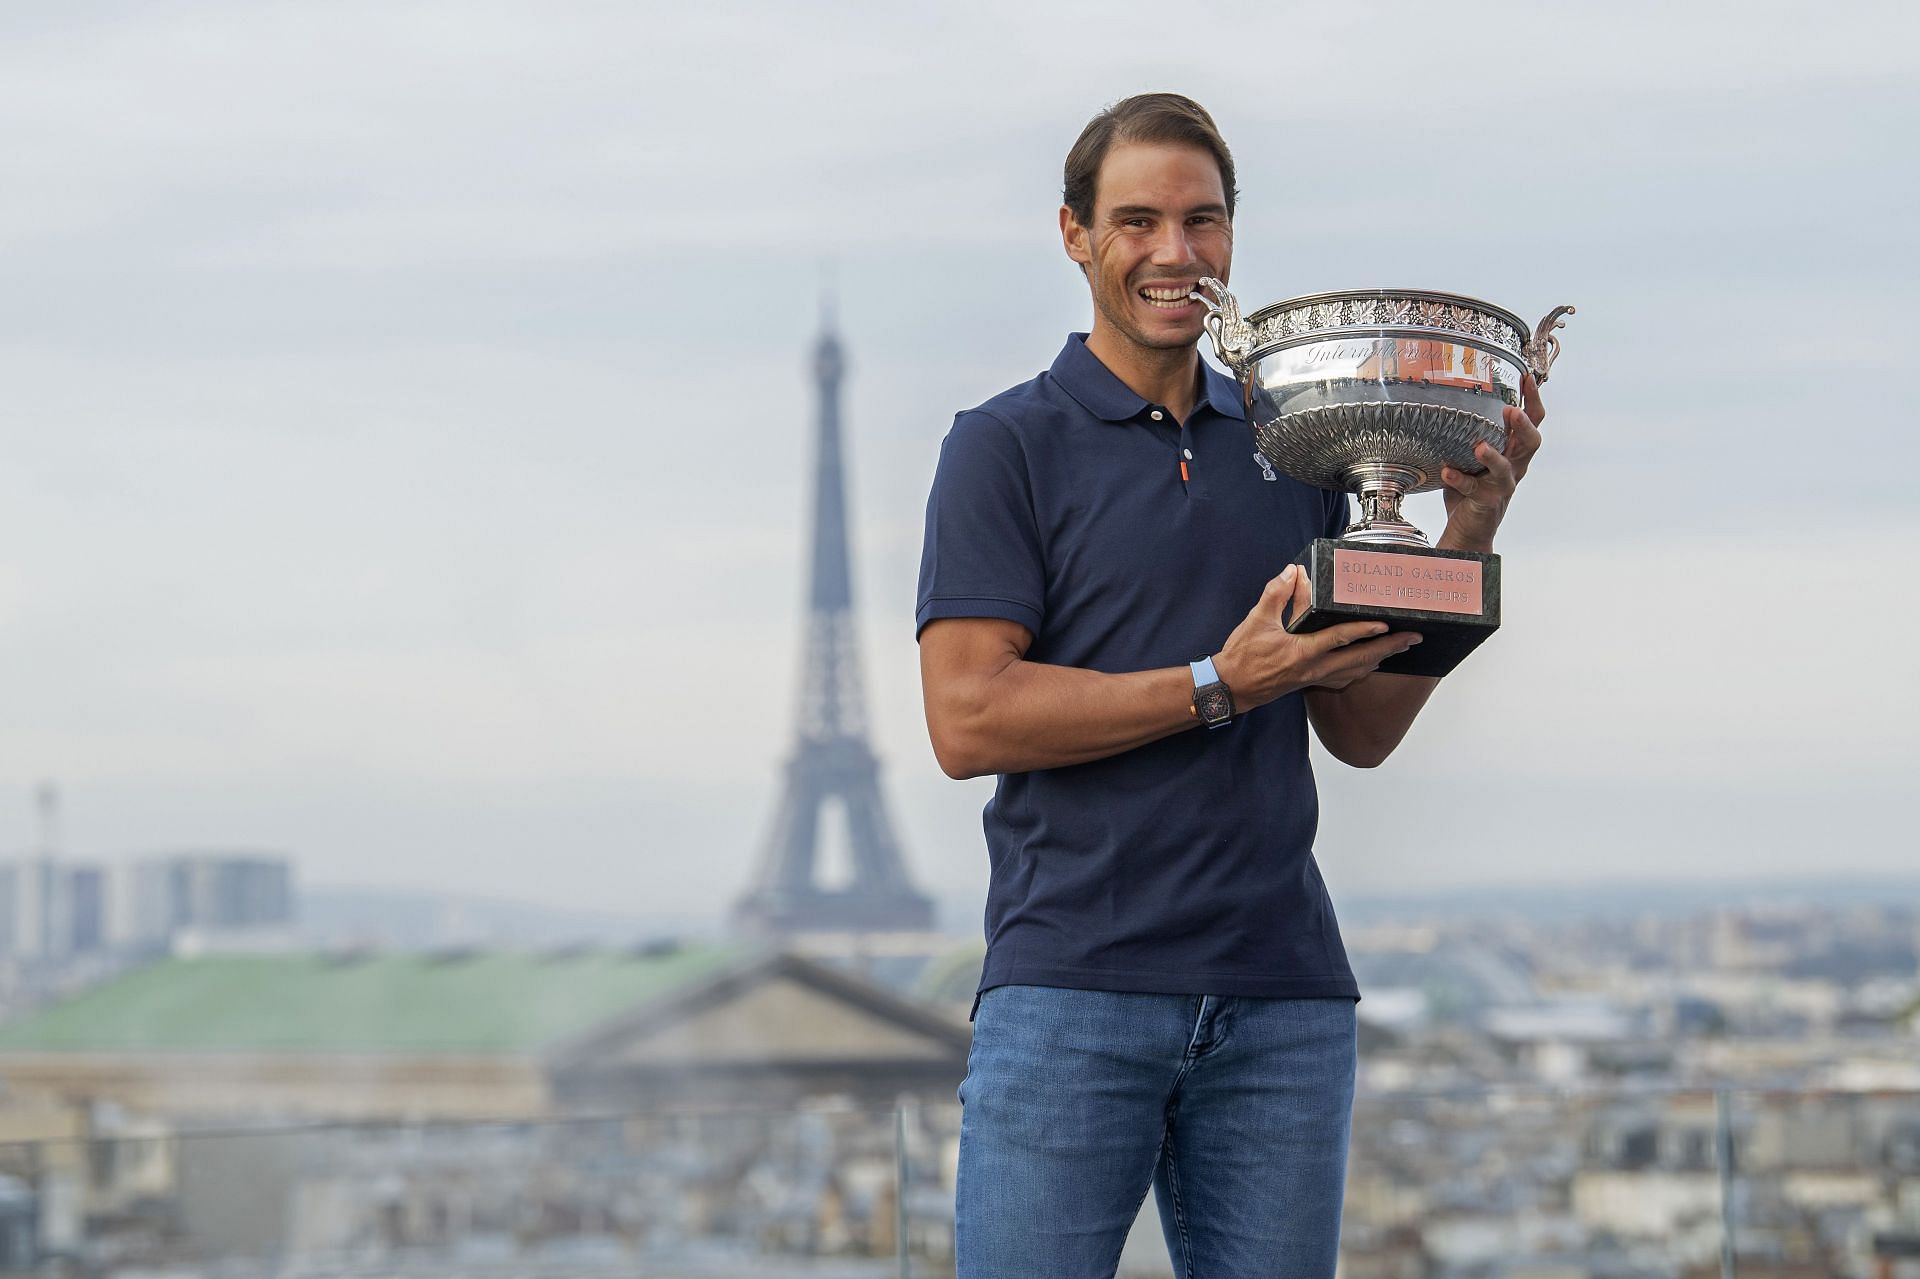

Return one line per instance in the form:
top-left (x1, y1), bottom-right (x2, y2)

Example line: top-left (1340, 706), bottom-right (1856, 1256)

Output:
top-left (917, 333), bottom-right (1360, 1012)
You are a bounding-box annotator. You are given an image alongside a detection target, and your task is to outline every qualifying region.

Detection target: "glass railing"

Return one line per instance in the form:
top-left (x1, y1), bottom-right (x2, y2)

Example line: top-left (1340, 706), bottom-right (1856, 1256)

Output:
top-left (3, 1088), bottom-right (1919, 1277)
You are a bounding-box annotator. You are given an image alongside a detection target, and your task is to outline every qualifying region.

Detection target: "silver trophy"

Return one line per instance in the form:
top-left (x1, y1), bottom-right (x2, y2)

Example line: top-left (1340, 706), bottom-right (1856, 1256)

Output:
top-left (1191, 277), bottom-right (1574, 675)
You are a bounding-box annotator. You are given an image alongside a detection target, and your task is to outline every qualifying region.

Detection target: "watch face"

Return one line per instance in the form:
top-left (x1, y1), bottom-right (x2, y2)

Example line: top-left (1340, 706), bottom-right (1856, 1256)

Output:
top-left (1196, 684), bottom-right (1233, 724)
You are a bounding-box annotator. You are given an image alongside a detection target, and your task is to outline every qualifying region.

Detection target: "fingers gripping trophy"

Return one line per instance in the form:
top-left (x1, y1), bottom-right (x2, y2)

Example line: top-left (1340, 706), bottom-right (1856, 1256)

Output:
top-left (1192, 279), bottom-right (1574, 676)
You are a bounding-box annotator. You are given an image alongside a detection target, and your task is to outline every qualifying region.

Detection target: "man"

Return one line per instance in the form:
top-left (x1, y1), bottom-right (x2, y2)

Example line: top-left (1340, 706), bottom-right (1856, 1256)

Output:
top-left (916, 94), bottom-right (1546, 1278)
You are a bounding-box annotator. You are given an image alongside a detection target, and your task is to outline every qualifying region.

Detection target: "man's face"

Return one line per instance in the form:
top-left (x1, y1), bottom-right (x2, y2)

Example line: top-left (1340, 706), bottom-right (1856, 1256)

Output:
top-left (1061, 140), bottom-right (1233, 354)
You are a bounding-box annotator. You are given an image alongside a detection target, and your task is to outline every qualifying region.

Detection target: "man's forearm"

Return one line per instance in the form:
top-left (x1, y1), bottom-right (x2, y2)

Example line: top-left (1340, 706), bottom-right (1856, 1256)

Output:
top-left (1305, 671), bottom-right (1439, 769)
top-left (920, 569), bottom-right (1426, 779)
top-left (927, 658), bottom-right (1200, 779)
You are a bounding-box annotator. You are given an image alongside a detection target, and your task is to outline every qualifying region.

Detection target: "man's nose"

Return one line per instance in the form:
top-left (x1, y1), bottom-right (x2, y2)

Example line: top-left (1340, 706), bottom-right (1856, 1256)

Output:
top-left (1150, 223), bottom-right (1198, 266)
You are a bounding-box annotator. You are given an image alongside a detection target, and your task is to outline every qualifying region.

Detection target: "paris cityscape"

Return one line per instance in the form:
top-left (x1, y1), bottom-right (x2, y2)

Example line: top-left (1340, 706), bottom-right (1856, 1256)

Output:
top-left (2, 307), bottom-right (1917, 1277)
top-left (3, 4), bottom-right (1917, 1279)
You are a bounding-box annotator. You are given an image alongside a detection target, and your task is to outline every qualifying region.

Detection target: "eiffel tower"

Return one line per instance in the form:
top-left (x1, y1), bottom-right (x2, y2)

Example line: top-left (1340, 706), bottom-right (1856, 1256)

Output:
top-left (733, 305), bottom-right (934, 937)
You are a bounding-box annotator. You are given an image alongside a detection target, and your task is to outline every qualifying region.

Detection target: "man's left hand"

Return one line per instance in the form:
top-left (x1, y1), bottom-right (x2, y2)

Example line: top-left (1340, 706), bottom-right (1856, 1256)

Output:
top-left (1437, 372), bottom-right (1546, 554)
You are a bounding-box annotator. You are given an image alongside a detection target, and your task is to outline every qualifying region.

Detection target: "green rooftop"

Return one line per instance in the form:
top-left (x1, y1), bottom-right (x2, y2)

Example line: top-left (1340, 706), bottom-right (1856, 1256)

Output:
top-left (0, 946), bottom-right (743, 1056)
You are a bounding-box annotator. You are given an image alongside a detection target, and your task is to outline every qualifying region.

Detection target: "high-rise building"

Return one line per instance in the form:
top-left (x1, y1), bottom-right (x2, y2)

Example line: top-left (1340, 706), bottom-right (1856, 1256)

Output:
top-left (1, 782), bottom-right (297, 963)
top-left (67, 866), bottom-right (105, 954)
top-left (0, 853), bottom-right (296, 960)
top-left (116, 853), bottom-right (296, 948)
top-left (2, 784), bottom-right (73, 961)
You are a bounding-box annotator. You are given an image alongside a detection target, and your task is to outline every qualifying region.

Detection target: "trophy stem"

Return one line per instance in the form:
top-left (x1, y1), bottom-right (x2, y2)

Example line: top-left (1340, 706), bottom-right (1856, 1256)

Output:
top-left (1342, 464), bottom-right (1429, 548)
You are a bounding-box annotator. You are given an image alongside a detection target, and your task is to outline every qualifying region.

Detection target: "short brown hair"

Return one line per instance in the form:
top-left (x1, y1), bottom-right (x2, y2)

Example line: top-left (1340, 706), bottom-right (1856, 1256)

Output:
top-left (1062, 93), bottom-right (1238, 229)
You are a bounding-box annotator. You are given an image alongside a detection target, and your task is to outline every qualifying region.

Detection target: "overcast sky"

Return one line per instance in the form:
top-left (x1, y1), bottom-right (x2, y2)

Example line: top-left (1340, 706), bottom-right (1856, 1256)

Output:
top-left (0, 2), bottom-right (1914, 928)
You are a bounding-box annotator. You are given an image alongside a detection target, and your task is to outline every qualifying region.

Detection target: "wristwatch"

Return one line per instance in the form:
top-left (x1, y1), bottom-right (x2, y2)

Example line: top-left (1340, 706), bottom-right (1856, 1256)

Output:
top-left (1189, 655), bottom-right (1235, 729)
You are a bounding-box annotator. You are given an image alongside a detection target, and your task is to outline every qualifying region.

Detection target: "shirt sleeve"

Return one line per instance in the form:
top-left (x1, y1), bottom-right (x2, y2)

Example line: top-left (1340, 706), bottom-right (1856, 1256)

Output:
top-left (915, 410), bottom-right (1046, 639)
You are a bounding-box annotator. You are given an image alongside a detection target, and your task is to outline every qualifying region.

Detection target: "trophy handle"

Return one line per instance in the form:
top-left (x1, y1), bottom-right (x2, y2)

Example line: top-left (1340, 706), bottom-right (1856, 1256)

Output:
top-left (1190, 276), bottom-right (1256, 374)
top-left (1524, 305), bottom-right (1576, 384)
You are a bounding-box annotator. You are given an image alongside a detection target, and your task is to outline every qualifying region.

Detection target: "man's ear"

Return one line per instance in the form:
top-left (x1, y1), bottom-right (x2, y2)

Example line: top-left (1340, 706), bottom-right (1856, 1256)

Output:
top-left (1059, 204), bottom-right (1091, 270)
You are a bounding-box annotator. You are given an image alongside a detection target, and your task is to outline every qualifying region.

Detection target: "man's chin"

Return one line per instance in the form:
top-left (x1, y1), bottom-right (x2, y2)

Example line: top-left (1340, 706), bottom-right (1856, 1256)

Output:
top-left (1137, 304), bottom-right (1209, 343)
top-left (1094, 302), bottom-right (1206, 354)
top-left (1139, 321), bottom-right (1205, 350)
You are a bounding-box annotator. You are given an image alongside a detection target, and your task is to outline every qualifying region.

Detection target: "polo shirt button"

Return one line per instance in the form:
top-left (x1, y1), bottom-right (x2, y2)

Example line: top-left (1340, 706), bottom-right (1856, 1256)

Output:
top-left (1183, 448), bottom-right (1194, 460)
top-left (1150, 410), bottom-right (1164, 421)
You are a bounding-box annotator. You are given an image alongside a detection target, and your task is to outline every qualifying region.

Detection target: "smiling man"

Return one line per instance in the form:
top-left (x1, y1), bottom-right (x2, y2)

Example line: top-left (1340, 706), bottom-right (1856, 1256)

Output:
top-left (916, 94), bottom-right (1544, 1277)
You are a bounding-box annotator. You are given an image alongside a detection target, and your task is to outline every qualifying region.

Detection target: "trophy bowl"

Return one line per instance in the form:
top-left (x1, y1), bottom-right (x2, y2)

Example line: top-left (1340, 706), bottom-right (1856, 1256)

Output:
top-left (1192, 278), bottom-right (1572, 547)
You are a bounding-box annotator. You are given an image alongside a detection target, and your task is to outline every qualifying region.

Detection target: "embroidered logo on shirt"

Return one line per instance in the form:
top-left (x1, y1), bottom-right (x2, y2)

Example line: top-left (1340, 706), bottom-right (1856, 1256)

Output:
top-left (1252, 451), bottom-right (1278, 482)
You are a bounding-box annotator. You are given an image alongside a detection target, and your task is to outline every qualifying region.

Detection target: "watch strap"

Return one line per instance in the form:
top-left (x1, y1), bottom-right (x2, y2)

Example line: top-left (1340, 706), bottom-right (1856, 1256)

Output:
top-left (1189, 655), bottom-right (1234, 729)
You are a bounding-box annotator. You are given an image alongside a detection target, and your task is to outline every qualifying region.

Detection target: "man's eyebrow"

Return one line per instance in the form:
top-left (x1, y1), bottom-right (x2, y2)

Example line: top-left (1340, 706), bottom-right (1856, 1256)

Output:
top-left (1106, 202), bottom-right (1230, 219)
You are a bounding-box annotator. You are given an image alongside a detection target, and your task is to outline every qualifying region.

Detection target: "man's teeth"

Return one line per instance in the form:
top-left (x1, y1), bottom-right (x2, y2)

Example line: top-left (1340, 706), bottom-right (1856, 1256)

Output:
top-left (1140, 286), bottom-right (1192, 309)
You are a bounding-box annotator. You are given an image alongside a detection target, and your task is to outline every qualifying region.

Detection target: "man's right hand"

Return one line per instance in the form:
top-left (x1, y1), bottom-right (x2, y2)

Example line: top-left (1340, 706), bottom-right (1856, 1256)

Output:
top-left (1213, 565), bottom-right (1421, 709)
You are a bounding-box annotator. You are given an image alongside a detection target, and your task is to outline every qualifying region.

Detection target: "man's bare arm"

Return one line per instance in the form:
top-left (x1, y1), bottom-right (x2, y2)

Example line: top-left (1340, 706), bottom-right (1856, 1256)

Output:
top-left (920, 568), bottom-right (1418, 779)
top-left (1305, 675), bottom-right (1439, 769)
top-left (919, 618), bottom-right (1197, 778)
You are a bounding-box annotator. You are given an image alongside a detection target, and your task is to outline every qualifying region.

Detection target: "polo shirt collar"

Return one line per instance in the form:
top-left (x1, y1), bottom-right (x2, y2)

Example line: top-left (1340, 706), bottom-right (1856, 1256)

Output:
top-left (1050, 332), bottom-right (1245, 424)
top-left (1200, 361), bottom-right (1247, 421)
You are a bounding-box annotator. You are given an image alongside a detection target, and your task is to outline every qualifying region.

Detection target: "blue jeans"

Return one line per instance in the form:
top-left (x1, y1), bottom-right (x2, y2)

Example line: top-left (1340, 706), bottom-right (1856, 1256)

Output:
top-left (955, 985), bottom-right (1357, 1279)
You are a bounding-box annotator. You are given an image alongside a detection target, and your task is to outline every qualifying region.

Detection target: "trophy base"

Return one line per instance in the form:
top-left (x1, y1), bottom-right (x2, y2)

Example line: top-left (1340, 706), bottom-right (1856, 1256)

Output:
top-left (1286, 539), bottom-right (1501, 678)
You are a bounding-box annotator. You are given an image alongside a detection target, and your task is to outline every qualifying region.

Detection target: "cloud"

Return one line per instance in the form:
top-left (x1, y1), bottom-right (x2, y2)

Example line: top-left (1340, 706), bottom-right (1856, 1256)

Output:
top-left (0, 2), bottom-right (1914, 911)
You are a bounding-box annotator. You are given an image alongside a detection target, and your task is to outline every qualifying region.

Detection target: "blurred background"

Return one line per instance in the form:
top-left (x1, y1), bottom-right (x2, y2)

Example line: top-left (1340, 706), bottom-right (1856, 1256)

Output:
top-left (0, 2), bottom-right (1916, 1276)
